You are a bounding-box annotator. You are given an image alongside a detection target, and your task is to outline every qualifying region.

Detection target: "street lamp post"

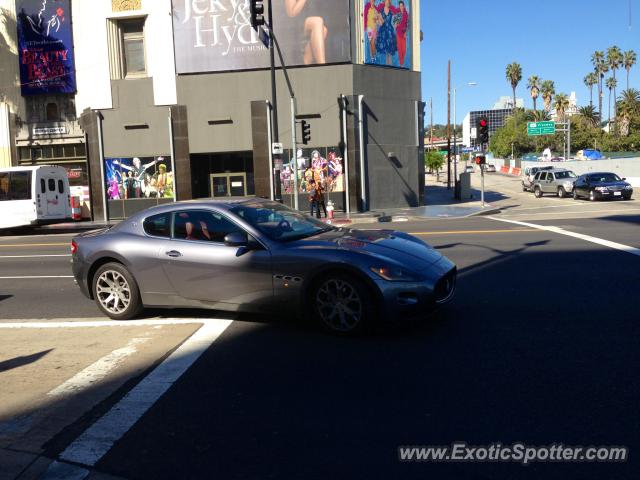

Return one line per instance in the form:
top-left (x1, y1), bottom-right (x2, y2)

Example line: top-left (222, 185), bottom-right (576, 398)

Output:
top-left (453, 82), bottom-right (477, 198)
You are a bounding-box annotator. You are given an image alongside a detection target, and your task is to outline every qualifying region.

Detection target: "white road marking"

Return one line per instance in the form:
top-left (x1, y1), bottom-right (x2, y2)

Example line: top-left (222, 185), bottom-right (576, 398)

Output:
top-left (0, 254), bottom-right (71, 259)
top-left (47, 337), bottom-right (150, 399)
top-left (500, 207), bottom-right (640, 218)
top-left (0, 275), bottom-right (74, 279)
top-left (57, 319), bottom-right (232, 467)
top-left (490, 217), bottom-right (640, 257)
top-left (0, 318), bottom-right (226, 328)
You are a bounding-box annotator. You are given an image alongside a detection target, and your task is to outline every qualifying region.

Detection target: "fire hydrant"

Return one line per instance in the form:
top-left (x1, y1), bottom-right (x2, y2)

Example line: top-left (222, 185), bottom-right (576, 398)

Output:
top-left (327, 200), bottom-right (335, 220)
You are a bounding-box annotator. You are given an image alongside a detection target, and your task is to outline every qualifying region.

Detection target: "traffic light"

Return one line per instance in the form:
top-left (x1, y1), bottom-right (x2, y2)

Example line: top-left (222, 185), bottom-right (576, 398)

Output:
top-left (477, 116), bottom-right (489, 144)
top-left (250, 0), bottom-right (265, 29)
top-left (475, 154), bottom-right (486, 165)
top-left (301, 120), bottom-right (311, 145)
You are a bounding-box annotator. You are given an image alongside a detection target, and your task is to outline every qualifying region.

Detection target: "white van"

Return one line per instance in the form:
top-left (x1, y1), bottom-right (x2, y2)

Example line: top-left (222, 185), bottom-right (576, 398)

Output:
top-left (0, 166), bottom-right (72, 229)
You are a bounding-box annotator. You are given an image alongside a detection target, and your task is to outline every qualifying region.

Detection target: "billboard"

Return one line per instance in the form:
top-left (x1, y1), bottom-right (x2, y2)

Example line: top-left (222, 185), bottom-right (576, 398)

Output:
top-left (16, 0), bottom-right (77, 95)
top-left (362, 0), bottom-right (412, 69)
top-left (280, 146), bottom-right (344, 195)
top-left (105, 156), bottom-right (174, 200)
top-left (172, 0), bottom-right (351, 73)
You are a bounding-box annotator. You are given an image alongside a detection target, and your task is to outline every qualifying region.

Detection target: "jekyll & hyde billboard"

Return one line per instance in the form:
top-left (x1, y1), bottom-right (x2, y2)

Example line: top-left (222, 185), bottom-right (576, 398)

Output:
top-left (16, 0), bottom-right (77, 95)
top-left (172, 0), bottom-right (351, 73)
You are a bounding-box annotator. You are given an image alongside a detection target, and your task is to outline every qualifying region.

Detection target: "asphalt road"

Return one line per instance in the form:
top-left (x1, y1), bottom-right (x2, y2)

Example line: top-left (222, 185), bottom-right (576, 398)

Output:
top-left (1, 202), bottom-right (639, 479)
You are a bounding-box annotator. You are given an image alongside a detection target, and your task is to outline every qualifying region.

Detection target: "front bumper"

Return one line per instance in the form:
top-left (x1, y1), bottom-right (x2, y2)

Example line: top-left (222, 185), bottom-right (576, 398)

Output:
top-left (594, 189), bottom-right (632, 199)
top-left (375, 262), bottom-right (457, 322)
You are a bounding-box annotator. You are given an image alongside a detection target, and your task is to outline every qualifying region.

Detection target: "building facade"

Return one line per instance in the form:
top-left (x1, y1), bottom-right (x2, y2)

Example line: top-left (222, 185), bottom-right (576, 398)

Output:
top-left (63, 0), bottom-right (423, 221)
top-left (463, 108), bottom-right (513, 150)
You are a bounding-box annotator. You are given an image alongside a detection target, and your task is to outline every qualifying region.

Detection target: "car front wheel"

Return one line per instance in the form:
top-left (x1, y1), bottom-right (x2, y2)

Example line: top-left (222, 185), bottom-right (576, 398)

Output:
top-left (93, 262), bottom-right (143, 320)
top-left (311, 274), bottom-right (371, 335)
top-left (573, 189), bottom-right (579, 200)
top-left (589, 190), bottom-right (597, 202)
top-left (558, 187), bottom-right (566, 198)
top-left (534, 186), bottom-right (543, 198)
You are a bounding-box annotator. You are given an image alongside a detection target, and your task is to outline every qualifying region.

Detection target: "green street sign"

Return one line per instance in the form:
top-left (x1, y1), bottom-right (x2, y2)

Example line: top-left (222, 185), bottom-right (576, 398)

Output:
top-left (527, 121), bottom-right (556, 136)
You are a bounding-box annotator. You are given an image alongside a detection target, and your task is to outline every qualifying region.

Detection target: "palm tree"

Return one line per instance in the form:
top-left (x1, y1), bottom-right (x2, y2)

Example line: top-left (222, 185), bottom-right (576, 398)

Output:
top-left (606, 77), bottom-right (617, 122)
top-left (583, 72), bottom-right (598, 107)
top-left (592, 50), bottom-right (609, 123)
top-left (616, 89), bottom-right (640, 136)
top-left (541, 80), bottom-right (555, 112)
top-left (506, 62), bottom-right (522, 112)
top-left (624, 50), bottom-right (637, 90)
top-left (553, 93), bottom-right (570, 122)
top-left (578, 105), bottom-right (599, 127)
top-left (527, 75), bottom-right (541, 111)
top-left (532, 109), bottom-right (551, 121)
top-left (607, 46), bottom-right (623, 120)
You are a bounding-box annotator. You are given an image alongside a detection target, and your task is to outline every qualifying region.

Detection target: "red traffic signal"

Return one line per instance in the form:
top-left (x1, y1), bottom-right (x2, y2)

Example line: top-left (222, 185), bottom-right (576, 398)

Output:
top-left (479, 119), bottom-right (487, 127)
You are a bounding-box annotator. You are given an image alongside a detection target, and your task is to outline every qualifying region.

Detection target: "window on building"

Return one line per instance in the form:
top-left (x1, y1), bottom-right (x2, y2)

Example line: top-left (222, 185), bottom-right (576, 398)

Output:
top-left (107, 17), bottom-right (147, 79)
top-left (46, 102), bottom-right (59, 121)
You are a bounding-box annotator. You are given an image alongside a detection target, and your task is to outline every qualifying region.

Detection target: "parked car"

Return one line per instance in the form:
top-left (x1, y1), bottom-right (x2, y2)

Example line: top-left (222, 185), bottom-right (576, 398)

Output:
top-left (71, 199), bottom-right (457, 335)
top-left (572, 172), bottom-right (633, 201)
top-left (521, 165), bottom-right (554, 192)
top-left (464, 165), bottom-right (475, 173)
top-left (531, 169), bottom-right (577, 198)
top-left (485, 164), bottom-right (496, 172)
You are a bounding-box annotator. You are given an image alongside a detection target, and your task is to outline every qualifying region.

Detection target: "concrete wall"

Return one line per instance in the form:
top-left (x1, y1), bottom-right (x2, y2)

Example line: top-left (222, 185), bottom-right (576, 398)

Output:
top-left (177, 65), bottom-right (354, 154)
top-left (0, 1), bottom-right (21, 166)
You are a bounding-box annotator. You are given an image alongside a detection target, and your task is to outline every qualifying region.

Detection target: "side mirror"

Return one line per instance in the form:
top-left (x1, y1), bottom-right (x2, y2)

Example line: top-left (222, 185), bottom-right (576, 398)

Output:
top-left (224, 232), bottom-right (248, 247)
top-left (622, 177), bottom-right (626, 181)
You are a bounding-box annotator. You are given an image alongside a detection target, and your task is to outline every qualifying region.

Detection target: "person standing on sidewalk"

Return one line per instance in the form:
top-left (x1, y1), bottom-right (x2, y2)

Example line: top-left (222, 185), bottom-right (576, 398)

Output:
top-left (308, 179), bottom-right (320, 218)
top-left (317, 180), bottom-right (328, 218)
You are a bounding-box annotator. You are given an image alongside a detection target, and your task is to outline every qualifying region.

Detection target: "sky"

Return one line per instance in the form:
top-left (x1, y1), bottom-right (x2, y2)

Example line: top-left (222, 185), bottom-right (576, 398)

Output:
top-left (420, 0), bottom-right (640, 124)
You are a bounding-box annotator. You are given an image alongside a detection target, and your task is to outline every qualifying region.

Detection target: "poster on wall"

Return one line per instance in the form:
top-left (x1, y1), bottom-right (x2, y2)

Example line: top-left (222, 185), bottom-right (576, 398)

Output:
top-left (105, 156), bottom-right (174, 200)
top-left (280, 147), bottom-right (344, 195)
top-left (16, 0), bottom-right (77, 95)
top-left (362, 0), bottom-right (412, 69)
top-left (172, 0), bottom-right (351, 73)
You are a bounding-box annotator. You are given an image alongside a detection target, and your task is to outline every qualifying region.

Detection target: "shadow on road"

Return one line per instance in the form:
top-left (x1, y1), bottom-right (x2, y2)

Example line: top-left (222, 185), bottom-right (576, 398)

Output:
top-left (0, 349), bottom-right (54, 373)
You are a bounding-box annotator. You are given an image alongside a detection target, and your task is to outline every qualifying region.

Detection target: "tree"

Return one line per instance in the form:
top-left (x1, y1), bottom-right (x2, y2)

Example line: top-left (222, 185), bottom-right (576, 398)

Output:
top-left (592, 50), bottom-right (609, 123)
top-left (578, 105), bottom-right (599, 127)
top-left (623, 50), bottom-right (637, 90)
top-left (541, 80), bottom-right (555, 112)
top-left (606, 77), bottom-right (617, 123)
top-left (616, 89), bottom-right (640, 136)
top-left (425, 151), bottom-right (445, 180)
top-left (553, 93), bottom-right (570, 122)
top-left (584, 72), bottom-right (598, 107)
top-left (607, 46), bottom-right (623, 120)
top-left (527, 75), bottom-right (541, 112)
top-left (531, 109), bottom-right (551, 122)
top-left (506, 62), bottom-right (522, 112)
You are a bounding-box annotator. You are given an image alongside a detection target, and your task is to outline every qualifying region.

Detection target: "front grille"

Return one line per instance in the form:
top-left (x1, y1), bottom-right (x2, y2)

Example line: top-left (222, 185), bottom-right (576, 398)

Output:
top-left (434, 267), bottom-right (457, 304)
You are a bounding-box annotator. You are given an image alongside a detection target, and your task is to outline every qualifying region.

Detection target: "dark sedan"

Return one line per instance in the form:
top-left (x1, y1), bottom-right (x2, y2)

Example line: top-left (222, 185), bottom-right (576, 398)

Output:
top-left (71, 199), bottom-right (456, 335)
top-left (572, 172), bottom-right (633, 201)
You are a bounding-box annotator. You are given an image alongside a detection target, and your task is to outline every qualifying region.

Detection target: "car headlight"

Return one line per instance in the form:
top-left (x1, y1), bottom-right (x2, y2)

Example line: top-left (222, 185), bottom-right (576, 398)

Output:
top-left (624, 185), bottom-right (633, 190)
top-left (595, 186), bottom-right (609, 192)
top-left (370, 265), bottom-right (421, 282)
top-left (564, 181), bottom-right (573, 187)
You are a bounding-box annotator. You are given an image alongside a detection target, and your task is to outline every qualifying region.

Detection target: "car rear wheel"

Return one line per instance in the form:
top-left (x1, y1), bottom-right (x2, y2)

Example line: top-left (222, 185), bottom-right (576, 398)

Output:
top-left (589, 190), bottom-right (597, 202)
top-left (557, 187), bottom-right (566, 198)
top-left (311, 274), bottom-right (371, 335)
top-left (573, 189), bottom-right (579, 200)
top-left (93, 262), bottom-right (143, 320)
top-left (534, 186), bottom-right (543, 198)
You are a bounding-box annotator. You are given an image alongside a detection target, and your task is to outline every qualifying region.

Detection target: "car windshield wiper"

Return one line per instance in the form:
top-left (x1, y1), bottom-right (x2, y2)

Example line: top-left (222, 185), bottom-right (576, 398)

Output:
top-left (280, 227), bottom-right (334, 242)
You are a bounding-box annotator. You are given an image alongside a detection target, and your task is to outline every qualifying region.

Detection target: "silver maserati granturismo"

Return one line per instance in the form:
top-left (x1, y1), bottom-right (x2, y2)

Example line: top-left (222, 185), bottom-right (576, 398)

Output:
top-left (71, 199), bottom-right (456, 334)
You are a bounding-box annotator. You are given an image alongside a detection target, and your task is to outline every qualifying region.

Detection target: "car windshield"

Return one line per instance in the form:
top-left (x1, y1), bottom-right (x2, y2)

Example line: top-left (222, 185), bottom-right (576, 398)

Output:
top-left (589, 173), bottom-right (621, 183)
top-left (230, 201), bottom-right (335, 242)
top-left (555, 171), bottom-right (576, 179)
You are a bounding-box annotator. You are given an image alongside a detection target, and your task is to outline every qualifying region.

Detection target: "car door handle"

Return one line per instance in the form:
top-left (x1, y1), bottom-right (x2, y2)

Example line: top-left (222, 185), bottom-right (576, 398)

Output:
top-left (165, 250), bottom-right (182, 258)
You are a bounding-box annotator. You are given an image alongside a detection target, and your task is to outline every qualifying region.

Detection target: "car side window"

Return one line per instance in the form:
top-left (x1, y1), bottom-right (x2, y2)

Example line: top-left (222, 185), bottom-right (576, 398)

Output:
top-left (549, 173), bottom-right (555, 181)
top-left (173, 210), bottom-right (242, 243)
top-left (143, 213), bottom-right (171, 238)
top-left (538, 172), bottom-right (546, 181)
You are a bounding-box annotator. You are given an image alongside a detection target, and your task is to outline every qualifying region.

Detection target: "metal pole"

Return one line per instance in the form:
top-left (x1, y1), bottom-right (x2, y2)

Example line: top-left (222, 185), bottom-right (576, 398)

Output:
top-left (95, 111), bottom-right (107, 223)
top-left (268, 0), bottom-right (278, 141)
top-left (167, 111), bottom-right (177, 202)
top-left (266, 101), bottom-right (274, 200)
top-left (453, 87), bottom-right (457, 196)
top-left (481, 163), bottom-right (485, 207)
top-left (341, 95), bottom-right (350, 215)
top-left (567, 117), bottom-right (571, 160)
top-left (447, 60), bottom-right (451, 189)
top-left (290, 96), bottom-right (298, 210)
top-left (358, 94), bottom-right (366, 211)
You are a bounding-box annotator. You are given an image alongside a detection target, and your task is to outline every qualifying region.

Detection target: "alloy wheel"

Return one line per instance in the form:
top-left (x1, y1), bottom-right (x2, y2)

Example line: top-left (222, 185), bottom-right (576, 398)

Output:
top-left (315, 278), bottom-right (363, 332)
top-left (96, 270), bottom-right (132, 315)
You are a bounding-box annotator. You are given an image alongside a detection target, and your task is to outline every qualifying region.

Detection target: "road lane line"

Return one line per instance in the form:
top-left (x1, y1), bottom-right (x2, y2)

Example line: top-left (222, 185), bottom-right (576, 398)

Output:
top-left (47, 337), bottom-right (150, 399)
top-left (0, 254), bottom-right (71, 258)
top-left (0, 318), bottom-right (225, 328)
top-left (490, 217), bottom-right (640, 257)
top-left (410, 228), bottom-right (538, 235)
top-left (56, 319), bottom-right (232, 467)
top-left (500, 208), bottom-right (640, 218)
top-left (0, 275), bottom-right (74, 279)
top-left (0, 243), bottom-right (68, 248)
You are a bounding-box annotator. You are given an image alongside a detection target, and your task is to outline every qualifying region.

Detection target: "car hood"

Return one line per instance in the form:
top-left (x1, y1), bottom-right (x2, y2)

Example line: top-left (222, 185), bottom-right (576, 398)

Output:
top-left (289, 228), bottom-right (443, 270)
top-left (592, 181), bottom-right (631, 188)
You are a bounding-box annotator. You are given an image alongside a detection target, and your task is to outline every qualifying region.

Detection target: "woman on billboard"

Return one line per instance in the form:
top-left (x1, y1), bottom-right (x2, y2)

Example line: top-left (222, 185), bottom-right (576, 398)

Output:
top-left (284, 0), bottom-right (328, 65)
top-left (375, 0), bottom-right (400, 66)
top-left (395, 1), bottom-right (409, 67)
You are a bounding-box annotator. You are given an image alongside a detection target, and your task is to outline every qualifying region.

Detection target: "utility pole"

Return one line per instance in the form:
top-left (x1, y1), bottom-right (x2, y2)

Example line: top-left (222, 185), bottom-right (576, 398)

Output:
top-left (267, 0), bottom-right (281, 202)
top-left (429, 97), bottom-right (433, 150)
top-left (447, 60), bottom-right (451, 190)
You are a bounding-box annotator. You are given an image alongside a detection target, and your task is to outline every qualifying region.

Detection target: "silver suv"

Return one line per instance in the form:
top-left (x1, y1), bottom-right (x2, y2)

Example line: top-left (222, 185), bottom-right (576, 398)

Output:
top-left (522, 165), bottom-right (554, 192)
top-left (532, 169), bottom-right (578, 198)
